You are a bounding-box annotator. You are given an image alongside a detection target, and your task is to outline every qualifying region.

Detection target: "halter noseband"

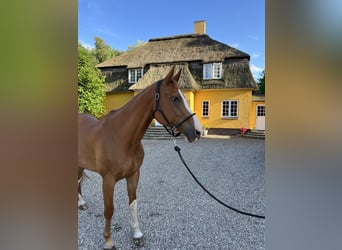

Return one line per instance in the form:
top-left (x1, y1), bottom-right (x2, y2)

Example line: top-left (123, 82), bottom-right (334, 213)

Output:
top-left (152, 79), bottom-right (196, 137)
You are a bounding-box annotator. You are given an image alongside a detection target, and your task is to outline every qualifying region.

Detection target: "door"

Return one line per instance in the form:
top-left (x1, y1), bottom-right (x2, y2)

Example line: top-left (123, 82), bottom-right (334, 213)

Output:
top-left (255, 104), bottom-right (265, 130)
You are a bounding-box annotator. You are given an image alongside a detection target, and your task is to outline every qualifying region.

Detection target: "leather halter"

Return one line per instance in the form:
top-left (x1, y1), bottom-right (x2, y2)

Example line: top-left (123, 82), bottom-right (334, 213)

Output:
top-left (152, 79), bottom-right (196, 137)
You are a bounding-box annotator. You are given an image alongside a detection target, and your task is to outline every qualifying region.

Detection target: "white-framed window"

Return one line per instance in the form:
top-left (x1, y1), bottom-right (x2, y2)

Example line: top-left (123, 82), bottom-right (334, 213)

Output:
top-left (222, 100), bottom-right (238, 118)
top-left (202, 100), bottom-right (209, 117)
top-left (256, 105), bottom-right (265, 117)
top-left (203, 63), bottom-right (222, 80)
top-left (128, 68), bottom-right (143, 83)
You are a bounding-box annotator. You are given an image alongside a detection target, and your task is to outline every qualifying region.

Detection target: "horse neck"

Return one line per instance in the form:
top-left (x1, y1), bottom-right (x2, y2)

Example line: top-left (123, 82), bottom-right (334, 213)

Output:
top-left (104, 83), bottom-right (156, 146)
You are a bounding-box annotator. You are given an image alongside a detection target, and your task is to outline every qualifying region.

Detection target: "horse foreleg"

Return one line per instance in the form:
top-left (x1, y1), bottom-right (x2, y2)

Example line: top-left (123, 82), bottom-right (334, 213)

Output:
top-left (102, 174), bottom-right (116, 250)
top-left (126, 170), bottom-right (145, 246)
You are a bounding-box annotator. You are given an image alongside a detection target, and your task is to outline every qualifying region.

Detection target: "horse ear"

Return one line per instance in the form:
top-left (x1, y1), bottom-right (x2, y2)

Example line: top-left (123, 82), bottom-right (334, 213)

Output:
top-left (173, 69), bottom-right (182, 82)
top-left (164, 66), bottom-right (175, 84)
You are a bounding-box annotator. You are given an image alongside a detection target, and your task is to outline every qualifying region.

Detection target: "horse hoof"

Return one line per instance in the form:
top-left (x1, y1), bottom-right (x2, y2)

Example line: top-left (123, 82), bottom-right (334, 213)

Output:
top-left (78, 204), bottom-right (88, 210)
top-left (133, 236), bottom-right (145, 247)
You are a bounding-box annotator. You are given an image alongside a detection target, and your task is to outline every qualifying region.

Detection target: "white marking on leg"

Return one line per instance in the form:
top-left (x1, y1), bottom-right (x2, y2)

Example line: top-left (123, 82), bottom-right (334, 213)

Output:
top-left (78, 176), bottom-right (82, 185)
top-left (178, 90), bottom-right (203, 134)
top-left (129, 199), bottom-right (143, 239)
top-left (78, 176), bottom-right (87, 208)
top-left (78, 193), bottom-right (86, 207)
top-left (104, 238), bottom-right (114, 249)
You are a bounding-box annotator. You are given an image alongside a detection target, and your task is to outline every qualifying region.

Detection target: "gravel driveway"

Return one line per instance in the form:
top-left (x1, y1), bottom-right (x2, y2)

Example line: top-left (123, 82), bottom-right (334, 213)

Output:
top-left (78, 136), bottom-right (265, 249)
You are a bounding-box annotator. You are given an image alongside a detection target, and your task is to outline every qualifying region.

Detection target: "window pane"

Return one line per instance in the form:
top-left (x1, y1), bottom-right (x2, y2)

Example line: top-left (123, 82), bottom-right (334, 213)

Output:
top-left (222, 101), bottom-right (229, 117)
top-left (257, 106), bottom-right (265, 116)
top-left (202, 101), bottom-right (209, 116)
top-left (128, 68), bottom-right (143, 83)
top-left (136, 68), bottom-right (142, 81)
top-left (129, 69), bottom-right (136, 83)
top-left (222, 100), bottom-right (238, 117)
top-left (213, 63), bottom-right (222, 79)
top-left (203, 64), bottom-right (212, 79)
top-left (230, 101), bottom-right (238, 117)
top-left (128, 70), bottom-right (131, 83)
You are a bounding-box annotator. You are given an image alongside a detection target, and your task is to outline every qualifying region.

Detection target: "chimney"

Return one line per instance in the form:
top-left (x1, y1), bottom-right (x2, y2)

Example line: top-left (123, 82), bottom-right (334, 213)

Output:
top-left (194, 20), bottom-right (206, 34)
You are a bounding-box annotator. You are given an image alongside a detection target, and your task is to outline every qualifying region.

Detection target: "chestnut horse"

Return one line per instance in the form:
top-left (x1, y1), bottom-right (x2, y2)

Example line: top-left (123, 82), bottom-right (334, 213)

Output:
top-left (78, 67), bottom-right (202, 249)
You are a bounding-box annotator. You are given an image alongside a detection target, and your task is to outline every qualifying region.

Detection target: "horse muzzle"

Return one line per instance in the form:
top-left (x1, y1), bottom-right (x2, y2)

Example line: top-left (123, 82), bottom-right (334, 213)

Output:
top-left (183, 128), bottom-right (201, 143)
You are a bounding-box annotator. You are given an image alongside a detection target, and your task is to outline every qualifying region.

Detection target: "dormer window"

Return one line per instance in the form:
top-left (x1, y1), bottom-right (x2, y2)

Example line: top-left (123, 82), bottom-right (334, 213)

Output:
top-left (203, 63), bottom-right (222, 80)
top-left (128, 68), bottom-right (143, 83)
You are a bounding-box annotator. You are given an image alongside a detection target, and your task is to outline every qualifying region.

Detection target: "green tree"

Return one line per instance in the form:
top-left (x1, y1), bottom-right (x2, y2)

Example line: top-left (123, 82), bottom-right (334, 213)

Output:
top-left (256, 70), bottom-right (265, 95)
top-left (127, 39), bottom-right (146, 51)
top-left (78, 43), bottom-right (106, 117)
top-left (92, 37), bottom-right (122, 64)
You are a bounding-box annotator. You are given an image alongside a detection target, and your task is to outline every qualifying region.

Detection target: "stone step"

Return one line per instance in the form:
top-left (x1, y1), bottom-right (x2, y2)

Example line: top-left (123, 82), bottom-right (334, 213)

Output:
top-left (240, 130), bottom-right (265, 139)
top-left (144, 126), bottom-right (184, 140)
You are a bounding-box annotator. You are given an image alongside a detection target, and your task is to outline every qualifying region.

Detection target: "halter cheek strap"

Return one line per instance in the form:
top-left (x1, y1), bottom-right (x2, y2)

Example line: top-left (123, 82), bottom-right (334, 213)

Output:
top-left (152, 80), bottom-right (196, 137)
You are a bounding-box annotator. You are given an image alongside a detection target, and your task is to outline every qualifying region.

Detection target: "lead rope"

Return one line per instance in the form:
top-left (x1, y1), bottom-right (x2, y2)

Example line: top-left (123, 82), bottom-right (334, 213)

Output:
top-left (173, 139), bottom-right (265, 219)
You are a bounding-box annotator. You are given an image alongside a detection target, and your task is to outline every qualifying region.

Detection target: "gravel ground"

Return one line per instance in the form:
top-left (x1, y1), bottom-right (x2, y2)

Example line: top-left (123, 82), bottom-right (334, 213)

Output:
top-left (78, 136), bottom-right (265, 250)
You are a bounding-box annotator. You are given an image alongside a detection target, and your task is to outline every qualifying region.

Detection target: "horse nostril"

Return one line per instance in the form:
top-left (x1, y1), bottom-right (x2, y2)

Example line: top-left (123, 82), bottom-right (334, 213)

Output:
top-left (195, 130), bottom-right (201, 137)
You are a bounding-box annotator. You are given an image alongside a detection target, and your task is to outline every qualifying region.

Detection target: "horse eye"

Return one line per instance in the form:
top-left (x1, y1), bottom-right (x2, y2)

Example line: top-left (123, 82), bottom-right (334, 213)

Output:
top-left (171, 96), bottom-right (179, 102)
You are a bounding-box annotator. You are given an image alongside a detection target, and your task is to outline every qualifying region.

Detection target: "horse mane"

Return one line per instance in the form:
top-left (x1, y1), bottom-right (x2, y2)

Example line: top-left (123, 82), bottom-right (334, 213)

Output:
top-left (104, 81), bottom-right (159, 116)
top-left (100, 109), bottom-right (119, 123)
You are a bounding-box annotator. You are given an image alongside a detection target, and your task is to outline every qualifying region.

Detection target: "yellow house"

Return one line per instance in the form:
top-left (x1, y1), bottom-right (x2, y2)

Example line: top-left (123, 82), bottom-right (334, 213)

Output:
top-left (97, 21), bottom-right (261, 135)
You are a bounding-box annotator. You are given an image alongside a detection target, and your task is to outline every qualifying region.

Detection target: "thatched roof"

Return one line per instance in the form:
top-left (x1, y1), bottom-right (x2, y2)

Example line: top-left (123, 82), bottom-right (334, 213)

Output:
top-left (97, 34), bottom-right (249, 68)
top-left (98, 33), bottom-right (257, 92)
top-left (222, 59), bottom-right (257, 89)
top-left (129, 64), bottom-right (200, 91)
top-left (104, 79), bottom-right (133, 92)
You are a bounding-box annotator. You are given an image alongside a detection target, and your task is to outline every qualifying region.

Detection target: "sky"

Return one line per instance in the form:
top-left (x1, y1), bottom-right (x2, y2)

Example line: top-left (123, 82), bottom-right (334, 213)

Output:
top-left (78, 0), bottom-right (264, 79)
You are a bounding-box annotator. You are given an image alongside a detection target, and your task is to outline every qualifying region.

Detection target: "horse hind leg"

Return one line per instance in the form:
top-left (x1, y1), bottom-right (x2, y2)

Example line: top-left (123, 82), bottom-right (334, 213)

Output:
top-left (126, 170), bottom-right (145, 247)
top-left (78, 168), bottom-right (88, 210)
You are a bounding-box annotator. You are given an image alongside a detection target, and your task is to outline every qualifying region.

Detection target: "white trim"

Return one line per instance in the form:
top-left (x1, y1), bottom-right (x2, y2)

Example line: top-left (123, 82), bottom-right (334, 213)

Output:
top-left (128, 68), bottom-right (143, 83)
top-left (255, 104), bottom-right (265, 130)
top-left (213, 62), bottom-right (222, 79)
top-left (256, 104), bottom-right (265, 117)
top-left (203, 62), bottom-right (222, 80)
top-left (221, 100), bottom-right (239, 118)
top-left (201, 100), bottom-right (210, 117)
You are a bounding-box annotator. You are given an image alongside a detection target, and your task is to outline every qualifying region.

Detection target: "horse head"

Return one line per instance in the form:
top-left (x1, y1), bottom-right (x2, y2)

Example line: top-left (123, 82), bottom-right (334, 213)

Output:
top-left (153, 66), bottom-right (202, 142)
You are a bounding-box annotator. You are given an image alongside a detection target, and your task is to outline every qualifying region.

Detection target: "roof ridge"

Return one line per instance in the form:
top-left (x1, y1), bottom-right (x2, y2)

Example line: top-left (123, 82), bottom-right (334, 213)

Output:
top-left (149, 33), bottom-right (208, 42)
